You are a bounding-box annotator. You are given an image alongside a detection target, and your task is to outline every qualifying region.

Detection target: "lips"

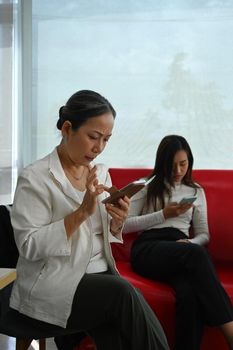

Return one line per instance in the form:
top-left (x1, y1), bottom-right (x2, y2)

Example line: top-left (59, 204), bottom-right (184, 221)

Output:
top-left (85, 156), bottom-right (95, 162)
top-left (174, 175), bottom-right (182, 180)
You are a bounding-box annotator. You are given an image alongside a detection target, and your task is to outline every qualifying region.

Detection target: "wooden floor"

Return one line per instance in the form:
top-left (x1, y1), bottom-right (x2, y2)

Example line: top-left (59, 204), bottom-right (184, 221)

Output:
top-left (0, 335), bottom-right (57, 350)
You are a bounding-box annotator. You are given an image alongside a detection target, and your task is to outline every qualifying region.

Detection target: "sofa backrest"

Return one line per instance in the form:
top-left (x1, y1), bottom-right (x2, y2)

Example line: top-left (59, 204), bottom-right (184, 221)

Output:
top-left (109, 168), bottom-right (233, 265)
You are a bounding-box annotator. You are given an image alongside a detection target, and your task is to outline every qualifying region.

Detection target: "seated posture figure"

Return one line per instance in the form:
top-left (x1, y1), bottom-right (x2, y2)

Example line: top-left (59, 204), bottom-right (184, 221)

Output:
top-left (9, 90), bottom-right (169, 350)
top-left (123, 134), bottom-right (233, 350)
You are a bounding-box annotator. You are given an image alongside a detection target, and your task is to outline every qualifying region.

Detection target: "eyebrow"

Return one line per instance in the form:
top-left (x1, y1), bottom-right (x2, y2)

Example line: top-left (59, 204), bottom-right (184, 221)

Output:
top-left (91, 130), bottom-right (112, 137)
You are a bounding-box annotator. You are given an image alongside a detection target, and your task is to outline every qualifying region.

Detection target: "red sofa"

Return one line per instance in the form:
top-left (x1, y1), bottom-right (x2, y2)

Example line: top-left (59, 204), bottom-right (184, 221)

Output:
top-left (77, 168), bottom-right (233, 350)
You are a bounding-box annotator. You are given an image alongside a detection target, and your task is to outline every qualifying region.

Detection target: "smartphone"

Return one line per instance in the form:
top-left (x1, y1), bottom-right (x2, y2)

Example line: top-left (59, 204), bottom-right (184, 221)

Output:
top-left (179, 196), bottom-right (197, 205)
top-left (102, 175), bottom-right (155, 206)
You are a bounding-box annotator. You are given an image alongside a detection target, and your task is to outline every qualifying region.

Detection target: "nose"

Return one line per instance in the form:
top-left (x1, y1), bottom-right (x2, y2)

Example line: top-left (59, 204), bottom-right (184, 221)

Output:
top-left (93, 140), bottom-right (105, 154)
top-left (174, 165), bottom-right (181, 175)
top-left (177, 165), bottom-right (182, 174)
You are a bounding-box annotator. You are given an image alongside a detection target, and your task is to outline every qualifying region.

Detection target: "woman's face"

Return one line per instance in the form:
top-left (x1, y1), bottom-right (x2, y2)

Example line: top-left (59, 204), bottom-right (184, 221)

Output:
top-left (62, 112), bottom-right (114, 166)
top-left (172, 150), bottom-right (189, 183)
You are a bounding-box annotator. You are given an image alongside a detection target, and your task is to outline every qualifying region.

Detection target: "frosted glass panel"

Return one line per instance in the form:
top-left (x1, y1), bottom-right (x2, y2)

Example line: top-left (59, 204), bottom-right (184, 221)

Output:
top-left (31, 1), bottom-right (233, 169)
top-left (0, 2), bottom-right (14, 204)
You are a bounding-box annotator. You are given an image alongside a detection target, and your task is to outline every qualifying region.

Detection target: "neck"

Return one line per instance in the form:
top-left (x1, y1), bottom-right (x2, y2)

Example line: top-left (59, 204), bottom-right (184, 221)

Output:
top-left (57, 144), bottom-right (85, 181)
top-left (66, 166), bottom-right (85, 181)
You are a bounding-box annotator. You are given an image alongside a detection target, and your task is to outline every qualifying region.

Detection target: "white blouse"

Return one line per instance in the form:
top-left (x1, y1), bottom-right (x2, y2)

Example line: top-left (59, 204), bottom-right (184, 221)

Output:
top-left (76, 190), bottom-right (108, 273)
top-left (123, 183), bottom-right (209, 246)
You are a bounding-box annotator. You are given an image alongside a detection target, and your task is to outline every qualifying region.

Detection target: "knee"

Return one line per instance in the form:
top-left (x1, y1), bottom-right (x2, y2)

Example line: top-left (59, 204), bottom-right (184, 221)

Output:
top-left (188, 243), bottom-right (209, 262)
top-left (112, 276), bottom-right (136, 299)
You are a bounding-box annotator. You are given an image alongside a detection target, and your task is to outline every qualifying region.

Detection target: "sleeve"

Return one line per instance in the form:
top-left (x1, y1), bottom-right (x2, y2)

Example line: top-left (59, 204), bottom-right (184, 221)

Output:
top-left (123, 211), bottom-right (165, 233)
top-left (189, 187), bottom-right (210, 245)
top-left (96, 164), bottom-right (123, 243)
top-left (11, 168), bottom-right (71, 261)
top-left (105, 168), bottom-right (124, 243)
top-left (123, 188), bottom-right (165, 234)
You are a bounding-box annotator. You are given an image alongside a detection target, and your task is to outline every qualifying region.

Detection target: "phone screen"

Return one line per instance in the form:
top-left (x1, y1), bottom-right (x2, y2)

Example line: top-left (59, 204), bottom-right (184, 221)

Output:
top-left (179, 196), bottom-right (197, 205)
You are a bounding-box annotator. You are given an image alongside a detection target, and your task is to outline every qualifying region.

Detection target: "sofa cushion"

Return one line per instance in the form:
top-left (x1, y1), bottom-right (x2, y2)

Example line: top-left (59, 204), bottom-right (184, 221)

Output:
top-left (193, 170), bottom-right (233, 264)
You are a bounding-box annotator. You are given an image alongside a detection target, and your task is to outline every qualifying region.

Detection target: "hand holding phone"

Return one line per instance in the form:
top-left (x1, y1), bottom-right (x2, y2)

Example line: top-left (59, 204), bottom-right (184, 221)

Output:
top-left (179, 196), bottom-right (197, 205)
top-left (102, 175), bottom-right (155, 206)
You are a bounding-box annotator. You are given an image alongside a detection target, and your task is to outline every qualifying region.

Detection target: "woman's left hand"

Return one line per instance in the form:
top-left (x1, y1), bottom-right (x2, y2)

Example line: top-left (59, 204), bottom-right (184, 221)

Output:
top-left (177, 239), bottom-right (190, 243)
top-left (105, 196), bottom-right (130, 236)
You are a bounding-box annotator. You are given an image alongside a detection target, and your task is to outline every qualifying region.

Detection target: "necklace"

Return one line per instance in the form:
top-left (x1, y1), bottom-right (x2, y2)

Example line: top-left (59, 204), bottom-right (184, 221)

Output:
top-left (57, 146), bottom-right (86, 181)
top-left (66, 166), bottom-right (85, 181)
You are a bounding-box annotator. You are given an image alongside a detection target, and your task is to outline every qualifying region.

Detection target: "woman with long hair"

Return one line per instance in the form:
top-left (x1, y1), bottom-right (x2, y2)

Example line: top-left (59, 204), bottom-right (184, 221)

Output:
top-left (123, 134), bottom-right (233, 350)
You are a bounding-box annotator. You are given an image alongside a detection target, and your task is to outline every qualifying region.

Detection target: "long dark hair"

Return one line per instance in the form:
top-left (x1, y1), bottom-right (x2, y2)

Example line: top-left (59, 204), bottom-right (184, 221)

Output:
top-left (147, 135), bottom-right (199, 209)
top-left (56, 90), bottom-right (116, 131)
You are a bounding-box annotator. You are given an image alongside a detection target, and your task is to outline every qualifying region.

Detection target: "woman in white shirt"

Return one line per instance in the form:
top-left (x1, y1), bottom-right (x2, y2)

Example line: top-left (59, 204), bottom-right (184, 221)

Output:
top-left (10, 90), bottom-right (169, 350)
top-left (123, 135), bottom-right (233, 350)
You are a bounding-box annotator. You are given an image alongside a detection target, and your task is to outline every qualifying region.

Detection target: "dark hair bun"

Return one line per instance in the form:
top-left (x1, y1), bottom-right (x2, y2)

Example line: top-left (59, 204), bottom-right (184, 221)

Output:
top-left (56, 90), bottom-right (116, 131)
top-left (56, 106), bottom-right (65, 130)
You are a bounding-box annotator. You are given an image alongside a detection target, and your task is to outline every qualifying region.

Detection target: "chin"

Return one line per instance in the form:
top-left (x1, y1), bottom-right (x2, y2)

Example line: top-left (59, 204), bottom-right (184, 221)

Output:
top-left (85, 157), bottom-right (95, 163)
top-left (174, 177), bottom-right (182, 182)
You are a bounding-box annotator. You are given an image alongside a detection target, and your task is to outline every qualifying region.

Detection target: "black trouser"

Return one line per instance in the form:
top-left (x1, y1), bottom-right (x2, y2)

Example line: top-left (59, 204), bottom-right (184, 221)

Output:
top-left (13, 272), bottom-right (169, 350)
top-left (54, 331), bottom-right (86, 350)
top-left (65, 272), bottom-right (169, 350)
top-left (131, 228), bottom-right (233, 350)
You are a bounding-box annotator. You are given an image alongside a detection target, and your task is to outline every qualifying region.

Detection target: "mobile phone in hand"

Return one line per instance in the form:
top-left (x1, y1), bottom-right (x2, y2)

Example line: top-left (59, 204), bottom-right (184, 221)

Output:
top-left (102, 175), bottom-right (155, 205)
top-left (179, 196), bottom-right (197, 205)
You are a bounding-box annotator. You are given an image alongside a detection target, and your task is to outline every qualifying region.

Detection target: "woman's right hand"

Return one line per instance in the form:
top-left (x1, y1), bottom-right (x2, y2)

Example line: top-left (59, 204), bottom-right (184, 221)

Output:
top-left (65, 166), bottom-right (108, 238)
top-left (163, 202), bottom-right (193, 219)
top-left (79, 165), bottom-right (108, 219)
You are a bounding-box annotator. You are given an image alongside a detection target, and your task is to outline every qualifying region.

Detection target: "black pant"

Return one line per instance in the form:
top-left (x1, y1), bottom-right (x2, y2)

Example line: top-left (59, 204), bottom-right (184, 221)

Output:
top-left (65, 272), bottom-right (169, 350)
top-left (131, 228), bottom-right (233, 350)
top-left (13, 272), bottom-right (169, 350)
top-left (54, 332), bottom-right (86, 350)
